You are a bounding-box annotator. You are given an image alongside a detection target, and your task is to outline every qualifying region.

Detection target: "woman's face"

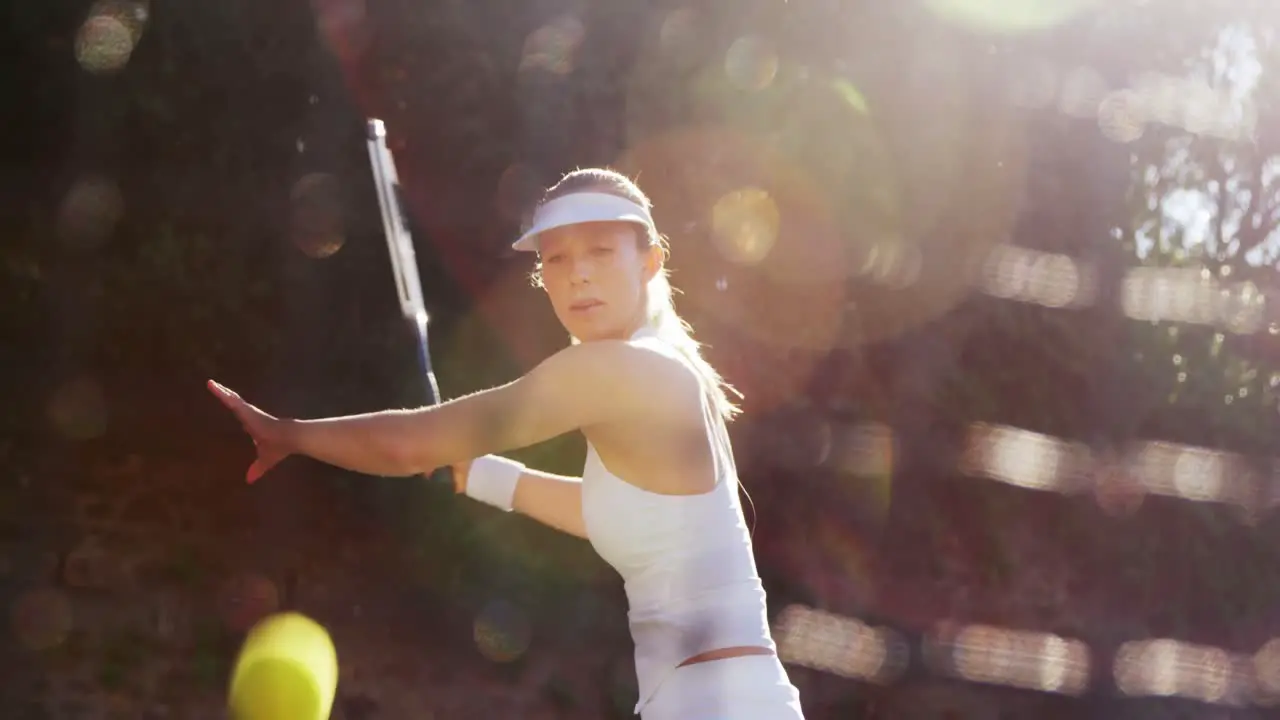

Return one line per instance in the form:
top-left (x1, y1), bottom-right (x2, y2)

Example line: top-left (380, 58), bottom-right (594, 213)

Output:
top-left (537, 218), bottom-right (658, 342)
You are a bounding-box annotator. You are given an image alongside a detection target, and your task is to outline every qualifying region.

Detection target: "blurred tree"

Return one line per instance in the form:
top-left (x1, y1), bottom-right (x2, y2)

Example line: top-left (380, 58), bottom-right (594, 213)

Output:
top-left (9, 0), bottom-right (1280, 712)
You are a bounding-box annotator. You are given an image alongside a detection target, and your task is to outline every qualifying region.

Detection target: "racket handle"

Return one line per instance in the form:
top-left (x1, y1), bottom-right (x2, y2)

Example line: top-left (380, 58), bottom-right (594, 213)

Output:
top-left (427, 466), bottom-right (454, 490)
top-left (414, 340), bottom-right (443, 406)
top-left (422, 360), bottom-right (455, 489)
top-left (408, 319), bottom-right (454, 489)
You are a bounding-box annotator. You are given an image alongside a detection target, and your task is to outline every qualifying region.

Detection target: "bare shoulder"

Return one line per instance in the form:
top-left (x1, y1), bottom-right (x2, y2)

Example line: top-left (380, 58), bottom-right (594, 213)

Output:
top-left (523, 336), bottom-right (701, 418)
top-left (429, 334), bottom-right (706, 459)
top-left (537, 337), bottom-right (698, 390)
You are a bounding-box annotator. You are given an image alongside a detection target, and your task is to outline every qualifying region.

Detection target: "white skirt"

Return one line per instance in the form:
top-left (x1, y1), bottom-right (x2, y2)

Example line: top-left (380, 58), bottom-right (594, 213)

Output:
top-left (641, 654), bottom-right (805, 720)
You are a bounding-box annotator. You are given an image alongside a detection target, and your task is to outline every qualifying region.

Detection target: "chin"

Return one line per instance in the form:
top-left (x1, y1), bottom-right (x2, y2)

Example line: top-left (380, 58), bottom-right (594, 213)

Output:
top-left (571, 328), bottom-right (609, 343)
top-left (567, 321), bottom-right (623, 343)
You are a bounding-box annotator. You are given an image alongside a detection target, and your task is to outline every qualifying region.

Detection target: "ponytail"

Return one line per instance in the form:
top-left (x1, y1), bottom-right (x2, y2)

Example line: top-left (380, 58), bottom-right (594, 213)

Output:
top-left (645, 269), bottom-right (741, 421)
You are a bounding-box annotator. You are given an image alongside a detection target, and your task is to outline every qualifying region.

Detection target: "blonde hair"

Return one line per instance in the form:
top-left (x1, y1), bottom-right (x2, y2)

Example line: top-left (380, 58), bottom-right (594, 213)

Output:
top-left (529, 168), bottom-right (742, 421)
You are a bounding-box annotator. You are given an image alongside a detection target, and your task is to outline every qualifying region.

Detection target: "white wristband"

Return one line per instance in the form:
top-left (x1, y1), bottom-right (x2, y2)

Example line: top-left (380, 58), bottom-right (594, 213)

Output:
top-left (464, 455), bottom-right (524, 512)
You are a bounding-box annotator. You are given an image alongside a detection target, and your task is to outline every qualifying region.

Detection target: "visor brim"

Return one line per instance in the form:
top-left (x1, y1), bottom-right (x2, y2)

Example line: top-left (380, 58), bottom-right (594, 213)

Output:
top-left (512, 192), bottom-right (653, 252)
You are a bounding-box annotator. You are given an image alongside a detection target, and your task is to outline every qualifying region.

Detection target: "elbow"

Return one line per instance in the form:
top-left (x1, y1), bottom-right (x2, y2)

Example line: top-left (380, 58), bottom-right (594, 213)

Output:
top-left (379, 435), bottom-right (436, 478)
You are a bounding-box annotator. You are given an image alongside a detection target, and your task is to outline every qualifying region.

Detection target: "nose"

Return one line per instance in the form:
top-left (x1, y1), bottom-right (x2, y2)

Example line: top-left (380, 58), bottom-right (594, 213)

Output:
top-left (568, 255), bottom-right (595, 285)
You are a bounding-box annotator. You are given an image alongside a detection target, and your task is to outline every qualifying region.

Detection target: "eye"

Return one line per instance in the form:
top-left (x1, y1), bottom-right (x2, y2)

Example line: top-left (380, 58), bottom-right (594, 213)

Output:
top-left (543, 253), bottom-right (566, 264)
top-left (590, 245), bottom-right (614, 256)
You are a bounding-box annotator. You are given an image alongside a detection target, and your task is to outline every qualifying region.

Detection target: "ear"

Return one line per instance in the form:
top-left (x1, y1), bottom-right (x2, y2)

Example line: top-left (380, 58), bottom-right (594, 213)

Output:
top-left (641, 241), bottom-right (664, 283)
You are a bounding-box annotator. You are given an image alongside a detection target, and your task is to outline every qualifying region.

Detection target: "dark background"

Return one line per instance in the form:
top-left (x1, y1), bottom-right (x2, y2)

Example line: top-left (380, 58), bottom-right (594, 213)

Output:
top-left (5, 0), bottom-right (1280, 717)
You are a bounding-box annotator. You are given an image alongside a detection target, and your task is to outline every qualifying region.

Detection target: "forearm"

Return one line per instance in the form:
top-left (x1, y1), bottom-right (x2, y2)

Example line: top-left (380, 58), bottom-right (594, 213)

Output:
top-left (283, 383), bottom-right (527, 477)
top-left (511, 467), bottom-right (587, 538)
top-left (283, 409), bottom-right (433, 477)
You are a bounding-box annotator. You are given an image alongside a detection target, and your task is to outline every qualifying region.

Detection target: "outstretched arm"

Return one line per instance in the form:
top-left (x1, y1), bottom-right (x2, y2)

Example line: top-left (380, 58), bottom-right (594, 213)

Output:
top-left (269, 338), bottom-right (685, 478)
top-left (210, 337), bottom-right (693, 537)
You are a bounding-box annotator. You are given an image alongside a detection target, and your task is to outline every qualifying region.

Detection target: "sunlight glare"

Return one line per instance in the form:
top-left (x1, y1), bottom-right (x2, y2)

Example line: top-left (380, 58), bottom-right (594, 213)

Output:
top-left (924, 0), bottom-right (1101, 34)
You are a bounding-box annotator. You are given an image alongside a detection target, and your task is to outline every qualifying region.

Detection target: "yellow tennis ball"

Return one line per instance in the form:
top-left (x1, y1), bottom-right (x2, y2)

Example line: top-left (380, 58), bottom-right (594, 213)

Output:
top-left (228, 612), bottom-right (338, 720)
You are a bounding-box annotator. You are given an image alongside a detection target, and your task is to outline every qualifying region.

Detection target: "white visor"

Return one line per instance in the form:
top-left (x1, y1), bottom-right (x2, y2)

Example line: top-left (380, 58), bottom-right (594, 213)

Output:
top-left (512, 192), bottom-right (654, 252)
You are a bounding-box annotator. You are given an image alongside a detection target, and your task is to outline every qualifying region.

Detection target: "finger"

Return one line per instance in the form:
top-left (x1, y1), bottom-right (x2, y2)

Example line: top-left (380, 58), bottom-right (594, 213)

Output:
top-left (208, 381), bottom-right (257, 427)
top-left (247, 459), bottom-right (268, 485)
top-left (247, 450), bottom-right (287, 485)
top-left (207, 379), bottom-right (244, 403)
top-left (207, 380), bottom-right (239, 408)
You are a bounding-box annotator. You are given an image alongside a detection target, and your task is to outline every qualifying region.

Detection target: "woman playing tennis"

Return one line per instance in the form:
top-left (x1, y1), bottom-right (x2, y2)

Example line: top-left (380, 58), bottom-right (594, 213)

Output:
top-left (209, 168), bottom-right (806, 719)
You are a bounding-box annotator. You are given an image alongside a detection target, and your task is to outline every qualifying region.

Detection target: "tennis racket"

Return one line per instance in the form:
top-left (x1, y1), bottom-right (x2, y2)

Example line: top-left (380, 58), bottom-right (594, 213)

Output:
top-left (365, 119), bottom-right (452, 486)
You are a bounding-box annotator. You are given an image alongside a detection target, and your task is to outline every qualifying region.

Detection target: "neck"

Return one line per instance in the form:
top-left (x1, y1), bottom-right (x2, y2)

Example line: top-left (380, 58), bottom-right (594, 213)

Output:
top-left (575, 314), bottom-right (652, 344)
top-left (611, 305), bottom-right (653, 341)
top-left (624, 305), bottom-right (658, 340)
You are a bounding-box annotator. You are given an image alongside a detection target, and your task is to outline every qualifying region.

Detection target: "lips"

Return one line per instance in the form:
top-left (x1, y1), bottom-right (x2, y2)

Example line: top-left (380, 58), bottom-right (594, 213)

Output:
top-left (569, 300), bottom-right (603, 311)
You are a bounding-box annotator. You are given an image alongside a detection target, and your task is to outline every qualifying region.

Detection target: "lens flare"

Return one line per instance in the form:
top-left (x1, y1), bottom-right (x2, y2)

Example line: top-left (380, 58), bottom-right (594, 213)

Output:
top-left (473, 599), bottom-right (531, 663)
top-left (924, 0), bottom-right (1101, 34)
top-left (290, 173), bottom-right (346, 259)
top-left (725, 36), bottom-right (778, 92)
top-left (520, 15), bottom-right (586, 75)
top-left (75, 1), bottom-right (149, 74)
top-left (1097, 90), bottom-right (1147, 143)
top-left (658, 7), bottom-right (700, 68)
top-left (11, 586), bottom-right (73, 651)
top-left (710, 187), bottom-right (780, 265)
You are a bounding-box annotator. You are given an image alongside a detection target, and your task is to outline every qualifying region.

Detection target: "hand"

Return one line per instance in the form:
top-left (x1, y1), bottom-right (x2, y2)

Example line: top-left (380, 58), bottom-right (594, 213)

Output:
top-left (450, 460), bottom-right (471, 494)
top-left (207, 380), bottom-right (293, 485)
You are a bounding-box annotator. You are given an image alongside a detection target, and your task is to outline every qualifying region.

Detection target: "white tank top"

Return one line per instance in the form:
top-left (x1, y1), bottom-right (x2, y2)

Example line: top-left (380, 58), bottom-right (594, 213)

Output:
top-left (580, 330), bottom-right (775, 713)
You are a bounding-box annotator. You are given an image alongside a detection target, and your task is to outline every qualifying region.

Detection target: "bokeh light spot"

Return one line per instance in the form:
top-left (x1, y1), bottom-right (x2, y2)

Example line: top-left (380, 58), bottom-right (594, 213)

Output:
top-left (829, 422), bottom-right (895, 479)
top-left (711, 187), bottom-right (780, 265)
top-left (981, 246), bottom-right (1091, 308)
top-left (56, 176), bottom-right (124, 251)
top-left (950, 624), bottom-right (1090, 695)
top-left (658, 7), bottom-right (699, 65)
top-left (831, 80), bottom-right (871, 116)
top-left (1098, 90), bottom-right (1147, 143)
top-left (859, 240), bottom-right (923, 290)
top-left (47, 376), bottom-right (108, 441)
top-left (1256, 639), bottom-right (1280, 699)
top-left (11, 586), bottom-right (73, 651)
top-left (520, 15), bottom-right (586, 76)
top-left (775, 605), bottom-right (908, 683)
top-left (290, 173), bottom-right (346, 259)
top-left (473, 599), bottom-right (531, 663)
top-left (725, 36), bottom-right (778, 92)
top-left (75, 1), bottom-right (149, 74)
top-left (616, 126), bottom-right (847, 359)
top-left (1115, 639), bottom-right (1242, 703)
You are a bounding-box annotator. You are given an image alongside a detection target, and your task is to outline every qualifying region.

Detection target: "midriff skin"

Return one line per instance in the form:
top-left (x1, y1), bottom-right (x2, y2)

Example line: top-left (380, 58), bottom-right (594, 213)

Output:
top-left (679, 645), bottom-right (775, 667)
